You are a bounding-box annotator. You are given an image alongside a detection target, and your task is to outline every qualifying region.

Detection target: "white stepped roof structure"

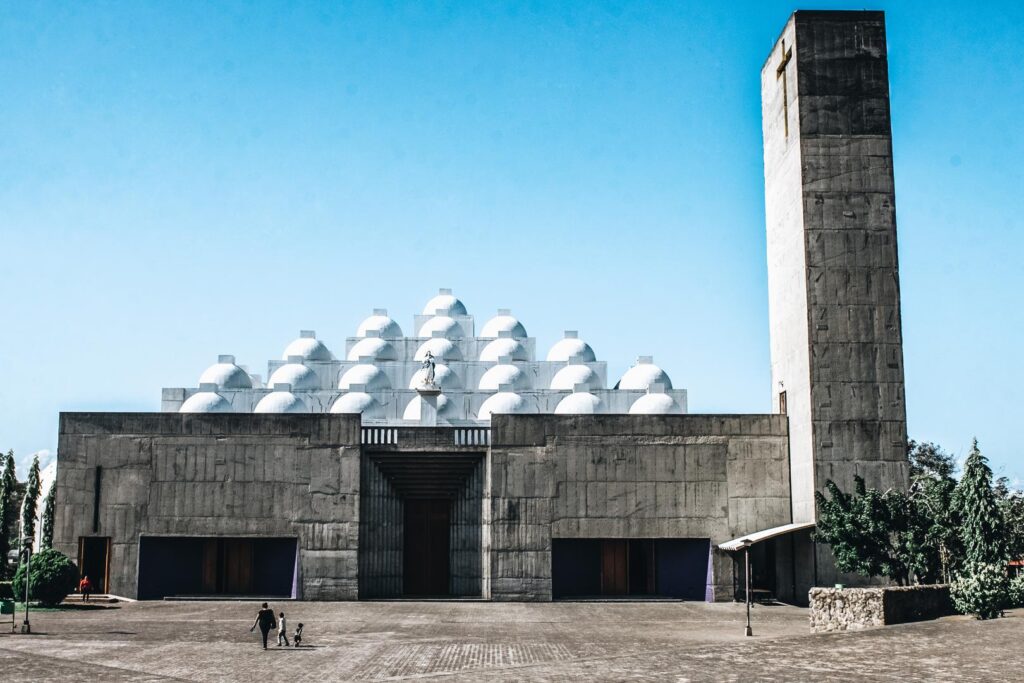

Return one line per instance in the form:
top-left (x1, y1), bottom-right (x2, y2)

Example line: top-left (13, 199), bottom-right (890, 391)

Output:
top-left (165, 289), bottom-right (688, 424)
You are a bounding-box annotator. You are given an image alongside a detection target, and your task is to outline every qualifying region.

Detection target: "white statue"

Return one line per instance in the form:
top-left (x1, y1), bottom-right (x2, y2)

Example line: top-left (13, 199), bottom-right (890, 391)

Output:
top-left (421, 351), bottom-right (436, 387)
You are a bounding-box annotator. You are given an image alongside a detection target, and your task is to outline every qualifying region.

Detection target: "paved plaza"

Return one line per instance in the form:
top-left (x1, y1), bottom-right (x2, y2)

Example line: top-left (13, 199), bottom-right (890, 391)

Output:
top-left (0, 600), bottom-right (1021, 681)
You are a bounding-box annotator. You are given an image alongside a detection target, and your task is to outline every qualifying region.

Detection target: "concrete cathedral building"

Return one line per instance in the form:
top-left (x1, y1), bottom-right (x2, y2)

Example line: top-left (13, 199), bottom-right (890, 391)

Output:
top-left (54, 10), bottom-right (908, 604)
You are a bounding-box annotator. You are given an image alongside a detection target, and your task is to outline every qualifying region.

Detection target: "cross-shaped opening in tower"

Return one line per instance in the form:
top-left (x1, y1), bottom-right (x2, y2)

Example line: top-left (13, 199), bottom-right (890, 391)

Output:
top-left (776, 39), bottom-right (793, 138)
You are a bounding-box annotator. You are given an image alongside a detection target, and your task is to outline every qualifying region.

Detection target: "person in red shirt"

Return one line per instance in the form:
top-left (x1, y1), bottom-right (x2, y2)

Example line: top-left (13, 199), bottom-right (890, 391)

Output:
top-left (79, 576), bottom-right (93, 602)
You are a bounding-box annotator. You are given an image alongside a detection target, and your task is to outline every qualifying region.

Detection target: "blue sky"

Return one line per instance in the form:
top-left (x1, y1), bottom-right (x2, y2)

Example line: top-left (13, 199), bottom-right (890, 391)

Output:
top-left (1, 1), bottom-right (1021, 482)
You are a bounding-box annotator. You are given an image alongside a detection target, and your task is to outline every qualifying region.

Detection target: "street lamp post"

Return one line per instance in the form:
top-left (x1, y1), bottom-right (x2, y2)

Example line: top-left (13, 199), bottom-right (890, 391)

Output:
top-left (737, 539), bottom-right (752, 637)
top-left (19, 518), bottom-right (30, 634)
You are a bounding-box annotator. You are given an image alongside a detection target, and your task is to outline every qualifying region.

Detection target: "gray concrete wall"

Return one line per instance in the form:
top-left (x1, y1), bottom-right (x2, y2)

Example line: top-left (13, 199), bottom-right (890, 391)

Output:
top-left (762, 11), bottom-right (909, 548)
top-left (357, 457), bottom-right (403, 598)
top-left (489, 415), bottom-right (791, 601)
top-left (54, 413), bottom-right (362, 600)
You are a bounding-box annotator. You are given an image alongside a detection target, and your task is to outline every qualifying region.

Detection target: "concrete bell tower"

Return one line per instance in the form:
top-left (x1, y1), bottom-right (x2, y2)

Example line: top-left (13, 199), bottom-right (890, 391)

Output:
top-left (761, 10), bottom-right (910, 543)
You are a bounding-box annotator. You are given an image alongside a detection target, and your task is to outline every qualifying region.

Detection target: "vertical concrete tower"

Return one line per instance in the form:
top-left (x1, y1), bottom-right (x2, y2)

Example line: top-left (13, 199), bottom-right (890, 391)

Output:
top-left (762, 10), bottom-right (909, 540)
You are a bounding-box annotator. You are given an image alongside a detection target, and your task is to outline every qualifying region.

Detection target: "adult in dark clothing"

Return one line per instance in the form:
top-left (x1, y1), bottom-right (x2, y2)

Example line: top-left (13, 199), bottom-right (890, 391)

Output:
top-left (249, 602), bottom-right (277, 649)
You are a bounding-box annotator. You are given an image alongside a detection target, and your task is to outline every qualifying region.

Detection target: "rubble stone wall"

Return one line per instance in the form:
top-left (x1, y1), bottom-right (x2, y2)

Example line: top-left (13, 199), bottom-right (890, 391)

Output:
top-left (810, 585), bottom-right (953, 633)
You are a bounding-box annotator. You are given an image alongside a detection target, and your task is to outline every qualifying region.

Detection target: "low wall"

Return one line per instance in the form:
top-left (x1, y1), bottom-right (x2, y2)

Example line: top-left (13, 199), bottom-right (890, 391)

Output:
top-left (810, 585), bottom-right (953, 633)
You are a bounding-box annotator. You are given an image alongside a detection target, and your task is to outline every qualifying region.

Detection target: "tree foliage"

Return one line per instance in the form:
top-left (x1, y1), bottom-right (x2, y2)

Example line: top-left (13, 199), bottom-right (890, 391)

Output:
top-left (950, 562), bottom-right (1009, 620)
top-left (954, 440), bottom-right (1008, 566)
top-left (0, 451), bottom-right (15, 578)
top-left (41, 484), bottom-right (56, 551)
top-left (20, 455), bottom-right (41, 555)
top-left (12, 547), bottom-right (78, 607)
top-left (907, 441), bottom-right (962, 582)
top-left (814, 476), bottom-right (924, 585)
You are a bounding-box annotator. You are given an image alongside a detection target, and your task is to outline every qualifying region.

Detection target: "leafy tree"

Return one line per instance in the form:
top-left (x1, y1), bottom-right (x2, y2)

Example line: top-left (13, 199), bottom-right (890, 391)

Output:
top-left (41, 484), bottom-right (56, 551)
top-left (814, 476), bottom-right (915, 585)
top-left (907, 441), bottom-right (962, 581)
top-left (954, 440), bottom-right (1007, 566)
top-left (20, 455), bottom-right (41, 555)
top-left (0, 451), bottom-right (15, 578)
top-left (12, 547), bottom-right (78, 607)
top-left (951, 562), bottom-right (1009, 620)
top-left (993, 476), bottom-right (1024, 562)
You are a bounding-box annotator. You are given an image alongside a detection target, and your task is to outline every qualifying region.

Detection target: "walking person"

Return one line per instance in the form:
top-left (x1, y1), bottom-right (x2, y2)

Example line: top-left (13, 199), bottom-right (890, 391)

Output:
top-left (293, 623), bottom-right (303, 648)
top-left (277, 611), bottom-right (290, 647)
top-left (79, 576), bottom-right (93, 602)
top-left (249, 602), bottom-right (277, 650)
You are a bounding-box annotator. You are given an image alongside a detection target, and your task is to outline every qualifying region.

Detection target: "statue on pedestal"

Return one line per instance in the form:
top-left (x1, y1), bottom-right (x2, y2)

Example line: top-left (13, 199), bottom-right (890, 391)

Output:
top-left (421, 351), bottom-right (437, 388)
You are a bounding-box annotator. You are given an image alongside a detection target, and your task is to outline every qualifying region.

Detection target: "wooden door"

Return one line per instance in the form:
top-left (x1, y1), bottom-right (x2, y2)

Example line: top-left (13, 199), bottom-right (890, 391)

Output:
top-left (222, 539), bottom-right (254, 594)
top-left (600, 540), bottom-right (628, 595)
top-left (404, 499), bottom-right (451, 596)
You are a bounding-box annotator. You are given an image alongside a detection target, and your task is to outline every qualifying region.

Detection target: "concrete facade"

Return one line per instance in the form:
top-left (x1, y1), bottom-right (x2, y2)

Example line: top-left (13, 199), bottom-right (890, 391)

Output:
top-left (762, 10), bottom-right (909, 532)
top-left (54, 413), bottom-right (788, 601)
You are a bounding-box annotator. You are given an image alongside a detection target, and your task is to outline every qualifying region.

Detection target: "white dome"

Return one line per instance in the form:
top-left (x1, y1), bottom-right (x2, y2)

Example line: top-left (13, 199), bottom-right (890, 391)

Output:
top-left (414, 337), bottom-right (463, 362)
top-left (479, 337), bottom-right (528, 362)
top-left (198, 360), bottom-right (252, 389)
top-left (347, 337), bottom-right (398, 362)
top-left (550, 364), bottom-right (603, 391)
top-left (180, 392), bottom-right (232, 413)
top-left (480, 313), bottom-right (527, 339)
top-left (330, 391), bottom-right (382, 417)
top-left (282, 333), bottom-right (333, 361)
top-left (555, 392), bottom-right (602, 415)
top-left (629, 393), bottom-right (680, 415)
top-left (479, 364), bottom-right (530, 391)
top-left (338, 364), bottom-right (391, 391)
top-left (418, 315), bottom-right (464, 339)
top-left (618, 359), bottom-right (673, 390)
top-left (403, 394), bottom-right (457, 421)
top-left (254, 391), bottom-right (307, 414)
top-left (477, 391), bottom-right (531, 421)
top-left (408, 363), bottom-right (462, 390)
top-left (357, 312), bottom-right (403, 339)
top-left (267, 363), bottom-right (320, 391)
top-left (547, 334), bottom-right (596, 362)
top-left (422, 289), bottom-right (467, 316)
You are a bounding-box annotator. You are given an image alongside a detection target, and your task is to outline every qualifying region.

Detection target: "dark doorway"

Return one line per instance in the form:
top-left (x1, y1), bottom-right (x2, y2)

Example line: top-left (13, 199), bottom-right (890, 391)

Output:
top-left (404, 499), bottom-right (450, 596)
top-left (78, 537), bottom-right (110, 593)
top-left (553, 538), bottom-right (709, 600)
top-left (138, 537), bottom-right (296, 600)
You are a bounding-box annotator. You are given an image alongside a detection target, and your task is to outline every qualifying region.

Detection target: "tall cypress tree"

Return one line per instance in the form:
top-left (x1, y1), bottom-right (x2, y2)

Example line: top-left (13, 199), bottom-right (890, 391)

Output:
top-left (0, 451), bottom-right (15, 577)
top-left (41, 483), bottom-right (56, 550)
top-left (21, 455), bottom-right (41, 555)
top-left (954, 439), bottom-right (1008, 566)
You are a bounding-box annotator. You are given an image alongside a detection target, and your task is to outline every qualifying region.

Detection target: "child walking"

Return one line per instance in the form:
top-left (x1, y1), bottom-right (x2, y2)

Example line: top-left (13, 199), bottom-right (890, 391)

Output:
top-left (293, 622), bottom-right (304, 647)
top-left (277, 611), bottom-right (290, 646)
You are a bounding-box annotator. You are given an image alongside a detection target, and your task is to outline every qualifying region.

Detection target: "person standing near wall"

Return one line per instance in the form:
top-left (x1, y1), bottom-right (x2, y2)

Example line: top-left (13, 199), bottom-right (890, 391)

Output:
top-left (249, 603), bottom-right (277, 650)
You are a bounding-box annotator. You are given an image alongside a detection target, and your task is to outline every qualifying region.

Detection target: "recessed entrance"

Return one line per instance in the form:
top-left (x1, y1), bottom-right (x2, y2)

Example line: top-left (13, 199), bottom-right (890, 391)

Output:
top-left (137, 536), bottom-right (297, 600)
top-left (552, 538), bottom-right (710, 600)
top-left (78, 536), bottom-right (111, 594)
top-left (403, 499), bottom-right (451, 596)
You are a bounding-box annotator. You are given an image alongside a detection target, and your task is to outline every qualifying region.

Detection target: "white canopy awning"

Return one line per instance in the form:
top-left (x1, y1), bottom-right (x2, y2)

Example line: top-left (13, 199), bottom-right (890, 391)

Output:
top-left (717, 521), bottom-right (815, 552)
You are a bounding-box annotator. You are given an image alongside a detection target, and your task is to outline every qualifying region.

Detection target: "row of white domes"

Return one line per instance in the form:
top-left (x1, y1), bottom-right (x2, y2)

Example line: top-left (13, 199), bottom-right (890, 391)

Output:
top-left (279, 325), bottom-right (595, 363)
top-left (201, 356), bottom-right (671, 394)
top-left (181, 386), bottom-right (680, 418)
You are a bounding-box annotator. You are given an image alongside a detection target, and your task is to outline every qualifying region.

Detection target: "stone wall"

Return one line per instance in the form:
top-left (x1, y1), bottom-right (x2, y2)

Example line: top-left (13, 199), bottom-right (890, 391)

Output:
top-left (489, 414), bottom-right (791, 601)
top-left (55, 413), bottom-right (362, 600)
top-left (809, 585), bottom-right (953, 633)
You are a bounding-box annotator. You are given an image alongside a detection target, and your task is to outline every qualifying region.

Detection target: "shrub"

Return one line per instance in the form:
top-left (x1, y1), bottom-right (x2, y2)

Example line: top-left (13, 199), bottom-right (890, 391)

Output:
top-left (1010, 573), bottom-right (1024, 609)
top-left (950, 562), bottom-right (1010, 619)
top-left (12, 548), bottom-right (79, 607)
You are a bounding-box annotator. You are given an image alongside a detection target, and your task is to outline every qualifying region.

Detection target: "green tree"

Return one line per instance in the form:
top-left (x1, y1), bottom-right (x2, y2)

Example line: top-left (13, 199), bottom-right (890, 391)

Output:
top-left (815, 476), bottom-right (914, 585)
top-left (40, 483), bottom-right (56, 551)
top-left (11, 547), bottom-right (78, 607)
top-left (954, 439), bottom-right (1007, 566)
top-left (20, 455), bottom-right (41, 555)
top-left (993, 476), bottom-right (1024, 561)
top-left (0, 451), bottom-right (15, 578)
top-left (907, 441), bottom-right (962, 581)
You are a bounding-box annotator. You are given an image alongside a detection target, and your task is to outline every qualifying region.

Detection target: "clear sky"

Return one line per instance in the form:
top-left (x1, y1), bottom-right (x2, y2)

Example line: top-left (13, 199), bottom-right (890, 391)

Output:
top-left (1, 2), bottom-right (1021, 482)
